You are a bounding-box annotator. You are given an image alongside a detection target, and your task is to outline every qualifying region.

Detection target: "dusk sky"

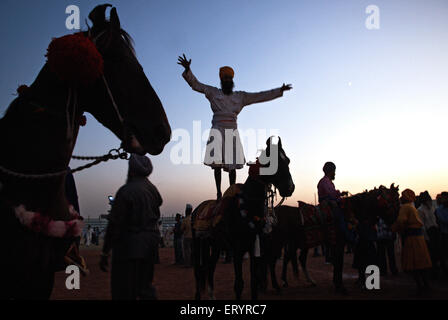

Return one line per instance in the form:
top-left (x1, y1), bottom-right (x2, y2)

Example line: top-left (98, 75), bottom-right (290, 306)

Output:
top-left (0, 0), bottom-right (447, 218)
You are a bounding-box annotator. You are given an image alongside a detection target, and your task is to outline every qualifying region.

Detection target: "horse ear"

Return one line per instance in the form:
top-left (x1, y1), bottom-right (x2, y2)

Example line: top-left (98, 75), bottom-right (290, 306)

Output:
top-left (266, 137), bottom-right (272, 147)
top-left (278, 136), bottom-right (282, 149)
top-left (265, 137), bottom-right (272, 156)
top-left (110, 7), bottom-right (121, 31)
top-left (88, 4), bottom-right (112, 27)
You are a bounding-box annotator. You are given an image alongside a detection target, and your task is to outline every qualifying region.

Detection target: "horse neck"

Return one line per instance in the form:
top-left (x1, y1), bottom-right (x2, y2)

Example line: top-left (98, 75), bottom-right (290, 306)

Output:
top-left (243, 176), bottom-right (267, 200)
top-left (352, 192), bottom-right (379, 222)
top-left (0, 64), bottom-right (82, 219)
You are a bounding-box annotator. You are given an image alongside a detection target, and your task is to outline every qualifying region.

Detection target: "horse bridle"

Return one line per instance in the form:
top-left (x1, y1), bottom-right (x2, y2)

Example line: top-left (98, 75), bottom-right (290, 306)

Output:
top-left (0, 29), bottom-right (129, 181)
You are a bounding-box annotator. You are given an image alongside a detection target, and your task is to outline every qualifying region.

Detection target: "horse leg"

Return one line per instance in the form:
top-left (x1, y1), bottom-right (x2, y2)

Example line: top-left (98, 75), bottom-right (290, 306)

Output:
top-left (269, 257), bottom-right (281, 293)
top-left (193, 237), bottom-right (202, 300)
top-left (290, 247), bottom-right (299, 280)
top-left (300, 248), bottom-right (316, 286)
top-left (208, 241), bottom-right (220, 300)
top-left (257, 254), bottom-right (268, 293)
top-left (233, 249), bottom-right (244, 300)
top-left (281, 245), bottom-right (290, 288)
top-left (250, 252), bottom-right (259, 300)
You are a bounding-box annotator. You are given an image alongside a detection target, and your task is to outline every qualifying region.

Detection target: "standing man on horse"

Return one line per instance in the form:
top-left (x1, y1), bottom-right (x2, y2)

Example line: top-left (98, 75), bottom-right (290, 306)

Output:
top-left (178, 54), bottom-right (292, 199)
top-left (317, 161), bottom-right (351, 295)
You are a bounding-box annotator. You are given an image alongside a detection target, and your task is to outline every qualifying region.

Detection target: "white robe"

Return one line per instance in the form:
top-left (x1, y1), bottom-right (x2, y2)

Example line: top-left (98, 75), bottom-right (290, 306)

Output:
top-left (182, 69), bottom-right (283, 171)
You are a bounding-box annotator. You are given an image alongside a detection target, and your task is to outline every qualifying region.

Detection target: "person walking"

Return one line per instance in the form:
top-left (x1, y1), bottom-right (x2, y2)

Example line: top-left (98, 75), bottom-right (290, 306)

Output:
top-left (100, 154), bottom-right (162, 300)
top-left (181, 204), bottom-right (193, 267)
top-left (178, 54), bottom-right (292, 199)
top-left (392, 189), bottom-right (432, 295)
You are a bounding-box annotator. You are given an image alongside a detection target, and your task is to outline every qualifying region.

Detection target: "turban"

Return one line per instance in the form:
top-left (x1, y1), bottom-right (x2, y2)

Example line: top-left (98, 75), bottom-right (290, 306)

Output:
top-left (219, 66), bottom-right (234, 79)
top-left (129, 153), bottom-right (153, 177)
top-left (401, 189), bottom-right (416, 203)
top-left (323, 162), bottom-right (336, 174)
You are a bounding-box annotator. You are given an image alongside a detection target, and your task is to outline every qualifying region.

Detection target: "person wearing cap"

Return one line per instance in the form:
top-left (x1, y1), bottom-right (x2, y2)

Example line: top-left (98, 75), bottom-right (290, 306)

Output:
top-left (317, 161), bottom-right (352, 295)
top-left (178, 54), bottom-right (292, 199)
top-left (100, 154), bottom-right (162, 300)
top-left (435, 192), bottom-right (448, 276)
top-left (417, 191), bottom-right (441, 278)
top-left (392, 189), bottom-right (432, 295)
top-left (181, 204), bottom-right (193, 267)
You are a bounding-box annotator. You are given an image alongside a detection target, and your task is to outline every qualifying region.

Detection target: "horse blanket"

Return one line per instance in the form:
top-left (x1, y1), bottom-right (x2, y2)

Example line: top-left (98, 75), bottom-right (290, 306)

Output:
top-left (193, 184), bottom-right (242, 232)
top-left (298, 201), bottom-right (337, 248)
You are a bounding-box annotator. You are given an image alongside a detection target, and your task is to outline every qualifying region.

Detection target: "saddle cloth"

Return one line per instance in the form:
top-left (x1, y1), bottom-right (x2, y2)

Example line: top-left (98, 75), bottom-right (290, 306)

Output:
top-left (298, 201), bottom-right (336, 248)
top-left (194, 184), bottom-right (242, 232)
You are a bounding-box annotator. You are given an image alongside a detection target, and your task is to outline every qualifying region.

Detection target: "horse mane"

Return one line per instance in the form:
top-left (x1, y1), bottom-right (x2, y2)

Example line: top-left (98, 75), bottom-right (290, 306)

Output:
top-left (119, 29), bottom-right (135, 55)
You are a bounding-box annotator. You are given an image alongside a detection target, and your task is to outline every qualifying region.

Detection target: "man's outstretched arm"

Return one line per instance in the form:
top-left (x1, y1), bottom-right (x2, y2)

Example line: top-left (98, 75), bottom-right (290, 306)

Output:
top-left (178, 53), bottom-right (214, 94)
top-left (242, 83), bottom-right (292, 106)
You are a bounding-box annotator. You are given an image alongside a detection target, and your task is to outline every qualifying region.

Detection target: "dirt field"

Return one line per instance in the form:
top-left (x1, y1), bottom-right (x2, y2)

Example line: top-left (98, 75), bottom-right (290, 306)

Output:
top-left (51, 246), bottom-right (448, 300)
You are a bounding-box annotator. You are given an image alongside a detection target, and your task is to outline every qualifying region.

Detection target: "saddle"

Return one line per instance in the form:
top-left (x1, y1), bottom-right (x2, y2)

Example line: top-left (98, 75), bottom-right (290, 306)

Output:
top-left (298, 201), bottom-right (336, 248)
top-left (193, 184), bottom-right (242, 232)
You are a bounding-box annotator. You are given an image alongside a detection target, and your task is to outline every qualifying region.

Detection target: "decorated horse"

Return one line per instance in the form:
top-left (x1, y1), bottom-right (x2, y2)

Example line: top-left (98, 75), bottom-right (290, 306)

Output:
top-left (0, 4), bottom-right (171, 299)
top-left (266, 184), bottom-right (400, 290)
top-left (191, 137), bottom-right (295, 300)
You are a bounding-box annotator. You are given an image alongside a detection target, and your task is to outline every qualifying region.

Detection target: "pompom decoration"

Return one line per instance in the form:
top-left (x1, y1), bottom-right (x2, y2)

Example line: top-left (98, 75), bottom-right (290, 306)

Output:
top-left (46, 33), bottom-right (103, 86)
top-left (15, 204), bottom-right (84, 238)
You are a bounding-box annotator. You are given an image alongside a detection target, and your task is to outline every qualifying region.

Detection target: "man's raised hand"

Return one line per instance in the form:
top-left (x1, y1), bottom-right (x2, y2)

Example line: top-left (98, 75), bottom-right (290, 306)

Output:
top-left (281, 83), bottom-right (292, 92)
top-left (177, 54), bottom-right (191, 71)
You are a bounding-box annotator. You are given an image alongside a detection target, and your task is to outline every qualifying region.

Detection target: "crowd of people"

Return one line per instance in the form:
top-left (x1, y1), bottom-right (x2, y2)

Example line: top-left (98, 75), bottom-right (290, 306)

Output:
top-left (315, 161), bottom-right (448, 295)
top-left (87, 155), bottom-right (448, 299)
top-left (82, 225), bottom-right (102, 246)
top-left (60, 59), bottom-right (447, 299)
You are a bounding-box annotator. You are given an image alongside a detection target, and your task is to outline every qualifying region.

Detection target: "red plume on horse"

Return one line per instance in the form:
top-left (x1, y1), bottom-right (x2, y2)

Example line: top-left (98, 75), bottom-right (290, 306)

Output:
top-left (46, 33), bottom-right (104, 86)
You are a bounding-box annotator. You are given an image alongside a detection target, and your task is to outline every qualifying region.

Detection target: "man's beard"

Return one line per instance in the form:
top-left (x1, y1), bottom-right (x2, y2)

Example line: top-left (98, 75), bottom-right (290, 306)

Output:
top-left (221, 80), bottom-right (234, 95)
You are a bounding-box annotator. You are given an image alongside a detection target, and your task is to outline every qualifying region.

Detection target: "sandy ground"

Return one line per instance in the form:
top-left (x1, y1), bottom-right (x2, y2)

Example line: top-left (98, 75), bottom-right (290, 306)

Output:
top-left (51, 246), bottom-right (448, 300)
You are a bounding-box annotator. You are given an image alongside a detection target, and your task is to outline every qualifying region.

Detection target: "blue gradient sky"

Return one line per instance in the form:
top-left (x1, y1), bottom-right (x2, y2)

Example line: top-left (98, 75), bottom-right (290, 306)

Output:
top-left (1, 0), bottom-right (447, 218)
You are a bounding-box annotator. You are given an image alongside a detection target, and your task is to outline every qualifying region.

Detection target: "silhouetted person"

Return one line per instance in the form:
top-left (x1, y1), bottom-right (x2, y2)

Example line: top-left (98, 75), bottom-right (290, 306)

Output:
top-left (181, 204), bottom-right (193, 267)
top-left (435, 192), bottom-right (448, 276)
top-left (173, 213), bottom-right (184, 265)
top-left (392, 189), bottom-right (432, 295)
top-left (417, 191), bottom-right (441, 279)
top-left (376, 218), bottom-right (398, 276)
top-left (317, 161), bottom-right (351, 295)
top-left (352, 217), bottom-right (378, 289)
top-left (178, 54), bottom-right (292, 199)
top-left (100, 154), bottom-right (162, 300)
